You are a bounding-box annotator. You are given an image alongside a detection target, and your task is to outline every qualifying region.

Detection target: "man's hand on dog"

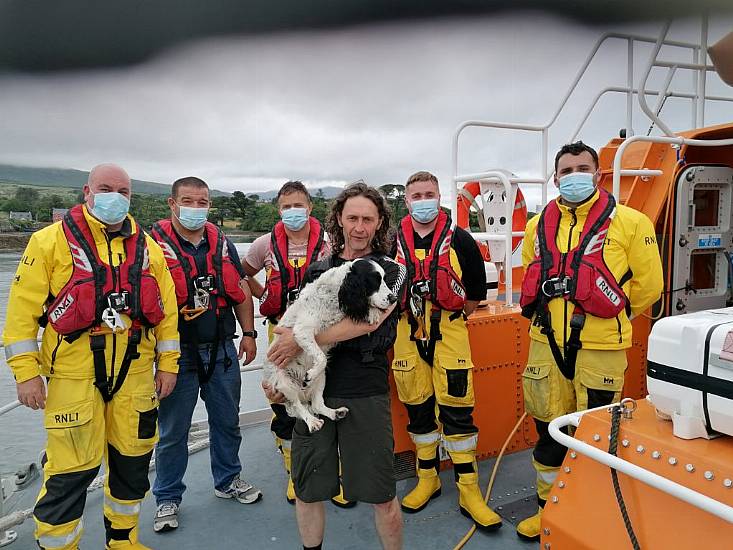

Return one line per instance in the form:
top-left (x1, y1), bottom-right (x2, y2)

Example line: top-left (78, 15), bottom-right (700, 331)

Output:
top-left (267, 326), bottom-right (302, 369)
top-left (261, 381), bottom-right (286, 404)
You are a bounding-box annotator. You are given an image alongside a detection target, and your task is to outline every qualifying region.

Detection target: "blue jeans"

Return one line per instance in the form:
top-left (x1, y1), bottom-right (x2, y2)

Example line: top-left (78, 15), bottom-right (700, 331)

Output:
top-left (153, 340), bottom-right (242, 504)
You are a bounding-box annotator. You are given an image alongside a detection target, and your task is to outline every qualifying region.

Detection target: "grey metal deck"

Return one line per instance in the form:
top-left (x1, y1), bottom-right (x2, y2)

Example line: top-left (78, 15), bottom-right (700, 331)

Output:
top-left (7, 422), bottom-right (539, 549)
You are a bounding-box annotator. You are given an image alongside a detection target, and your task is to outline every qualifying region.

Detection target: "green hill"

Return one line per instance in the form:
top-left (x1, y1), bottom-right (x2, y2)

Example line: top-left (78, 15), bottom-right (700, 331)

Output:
top-left (0, 164), bottom-right (229, 196)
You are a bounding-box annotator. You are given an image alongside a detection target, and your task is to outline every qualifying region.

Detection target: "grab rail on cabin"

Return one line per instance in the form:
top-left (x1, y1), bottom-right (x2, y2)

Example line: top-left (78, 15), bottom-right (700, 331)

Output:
top-left (451, 18), bottom-right (733, 299)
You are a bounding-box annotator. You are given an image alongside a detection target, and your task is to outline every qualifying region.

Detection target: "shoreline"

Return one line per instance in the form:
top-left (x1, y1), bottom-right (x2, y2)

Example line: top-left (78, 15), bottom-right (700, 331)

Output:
top-left (0, 232), bottom-right (32, 251)
top-left (0, 229), bottom-right (266, 251)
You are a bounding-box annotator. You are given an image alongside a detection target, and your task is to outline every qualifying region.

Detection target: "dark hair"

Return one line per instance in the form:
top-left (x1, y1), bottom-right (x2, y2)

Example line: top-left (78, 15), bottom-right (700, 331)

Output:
top-left (405, 170), bottom-right (439, 188)
top-left (277, 180), bottom-right (311, 202)
top-left (172, 176), bottom-right (209, 199)
top-left (326, 181), bottom-right (391, 254)
top-left (554, 141), bottom-right (599, 172)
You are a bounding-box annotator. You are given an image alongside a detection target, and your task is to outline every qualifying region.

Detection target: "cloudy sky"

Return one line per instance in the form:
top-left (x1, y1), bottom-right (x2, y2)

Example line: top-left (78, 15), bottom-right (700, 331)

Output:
top-left (0, 12), bottom-right (732, 210)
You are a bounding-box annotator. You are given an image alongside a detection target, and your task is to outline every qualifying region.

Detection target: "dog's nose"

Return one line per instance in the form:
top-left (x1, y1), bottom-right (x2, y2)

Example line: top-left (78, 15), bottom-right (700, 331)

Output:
top-left (387, 293), bottom-right (397, 304)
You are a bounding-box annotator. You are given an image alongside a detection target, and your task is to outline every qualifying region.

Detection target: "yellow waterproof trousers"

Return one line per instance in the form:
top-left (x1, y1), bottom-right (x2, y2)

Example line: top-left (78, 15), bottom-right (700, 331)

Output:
top-left (34, 371), bottom-right (159, 549)
top-left (522, 340), bottom-right (627, 506)
top-left (391, 310), bottom-right (478, 447)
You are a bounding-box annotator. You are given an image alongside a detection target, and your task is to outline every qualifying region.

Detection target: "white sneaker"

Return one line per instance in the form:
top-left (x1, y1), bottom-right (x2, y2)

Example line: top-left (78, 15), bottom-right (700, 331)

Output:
top-left (153, 502), bottom-right (179, 533)
top-left (214, 477), bottom-right (263, 504)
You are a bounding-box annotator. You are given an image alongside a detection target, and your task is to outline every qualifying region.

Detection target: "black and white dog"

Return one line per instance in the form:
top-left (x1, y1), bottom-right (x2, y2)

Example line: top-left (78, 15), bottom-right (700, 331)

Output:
top-left (263, 258), bottom-right (397, 432)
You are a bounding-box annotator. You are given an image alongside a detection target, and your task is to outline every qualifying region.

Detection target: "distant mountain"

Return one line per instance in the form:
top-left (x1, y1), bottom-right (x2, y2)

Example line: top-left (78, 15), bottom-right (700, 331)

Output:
top-left (0, 164), bottom-right (229, 196)
top-left (247, 186), bottom-right (344, 201)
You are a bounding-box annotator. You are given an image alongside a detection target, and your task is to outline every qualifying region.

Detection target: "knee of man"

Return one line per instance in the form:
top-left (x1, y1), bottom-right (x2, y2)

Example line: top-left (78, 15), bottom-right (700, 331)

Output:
top-left (373, 498), bottom-right (400, 517)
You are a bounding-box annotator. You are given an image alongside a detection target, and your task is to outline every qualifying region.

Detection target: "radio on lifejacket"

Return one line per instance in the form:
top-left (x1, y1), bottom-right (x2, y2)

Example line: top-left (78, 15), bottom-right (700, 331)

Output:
top-left (193, 274), bottom-right (216, 292)
top-left (106, 291), bottom-right (131, 311)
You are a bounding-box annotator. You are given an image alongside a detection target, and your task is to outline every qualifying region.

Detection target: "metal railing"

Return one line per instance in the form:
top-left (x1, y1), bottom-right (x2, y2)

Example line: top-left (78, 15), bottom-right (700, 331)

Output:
top-left (612, 134), bottom-right (733, 199)
top-left (450, 17), bottom-right (733, 306)
top-left (453, 170), bottom-right (519, 305)
top-left (549, 403), bottom-right (733, 524)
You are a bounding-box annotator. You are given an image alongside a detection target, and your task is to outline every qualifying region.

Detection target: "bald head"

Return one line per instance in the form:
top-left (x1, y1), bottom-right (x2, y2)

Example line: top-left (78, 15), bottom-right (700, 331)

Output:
top-left (87, 163), bottom-right (130, 189)
top-left (83, 163), bottom-right (132, 207)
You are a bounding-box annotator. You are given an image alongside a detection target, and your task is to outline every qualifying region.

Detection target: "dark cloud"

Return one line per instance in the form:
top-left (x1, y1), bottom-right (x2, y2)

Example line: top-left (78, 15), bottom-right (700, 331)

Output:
top-left (0, 14), bottom-right (731, 211)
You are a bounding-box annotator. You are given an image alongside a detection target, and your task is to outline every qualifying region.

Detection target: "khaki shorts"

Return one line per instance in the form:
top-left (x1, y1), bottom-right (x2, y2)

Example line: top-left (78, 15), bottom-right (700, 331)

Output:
top-left (291, 393), bottom-right (396, 504)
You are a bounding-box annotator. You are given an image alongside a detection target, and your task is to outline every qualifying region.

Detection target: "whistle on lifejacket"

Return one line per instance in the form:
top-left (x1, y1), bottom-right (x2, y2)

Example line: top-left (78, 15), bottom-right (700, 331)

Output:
top-left (179, 289), bottom-right (209, 321)
top-left (414, 317), bottom-right (428, 342)
top-left (409, 288), bottom-right (428, 341)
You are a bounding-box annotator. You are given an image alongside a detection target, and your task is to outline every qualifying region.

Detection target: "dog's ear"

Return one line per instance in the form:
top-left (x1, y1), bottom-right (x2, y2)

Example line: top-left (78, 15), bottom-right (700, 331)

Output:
top-left (339, 265), bottom-right (370, 322)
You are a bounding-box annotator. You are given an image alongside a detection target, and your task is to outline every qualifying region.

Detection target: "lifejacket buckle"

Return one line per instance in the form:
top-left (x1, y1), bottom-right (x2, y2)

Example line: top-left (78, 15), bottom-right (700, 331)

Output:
top-left (193, 288), bottom-right (210, 311)
top-left (570, 313), bottom-right (586, 330)
top-left (287, 288), bottom-right (300, 305)
top-left (409, 293), bottom-right (424, 320)
top-left (193, 275), bottom-right (216, 292)
top-left (101, 307), bottom-right (127, 333)
top-left (411, 280), bottom-right (431, 297)
top-left (541, 277), bottom-right (571, 298)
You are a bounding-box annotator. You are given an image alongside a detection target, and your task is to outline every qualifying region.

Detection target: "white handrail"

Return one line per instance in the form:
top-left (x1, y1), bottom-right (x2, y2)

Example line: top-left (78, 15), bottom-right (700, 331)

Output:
top-left (451, 170), bottom-right (514, 305)
top-left (0, 400), bottom-right (21, 416)
top-left (612, 135), bottom-right (733, 199)
top-left (549, 406), bottom-right (733, 524)
top-left (569, 86), bottom-right (733, 144)
top-left (637, 21), bottom-right (677, 137)
top-left (450, 19), bottom-right (727, 222)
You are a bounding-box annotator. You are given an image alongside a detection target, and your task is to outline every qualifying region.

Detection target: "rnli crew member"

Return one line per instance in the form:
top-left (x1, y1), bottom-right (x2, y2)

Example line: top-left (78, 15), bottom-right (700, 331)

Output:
top-left (516, 142), bottom-right (663, 541)
top-left (3, 164), bottom-right (180, 550)
top-left (265, 182), bottom-right (405, 550)
top-left (391, 171), bottom-right (501, 531)
top-left (242, 180), bottom-right (346, 507)
top-left (151, 177), bottom-right (261, 533)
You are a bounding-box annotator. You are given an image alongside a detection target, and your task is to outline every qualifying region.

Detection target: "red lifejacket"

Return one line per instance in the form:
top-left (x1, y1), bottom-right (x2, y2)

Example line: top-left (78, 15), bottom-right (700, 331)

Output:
top-left (395, 210), bottom-right (466, 312)
top-left (46, 204), bottom-right (165, 336)
top-left (151, 219), bottom-right (246, 312)
top-left (520, 188), bottom-right (629, 321)
top-left (259, 217), bottom-right (325, 319)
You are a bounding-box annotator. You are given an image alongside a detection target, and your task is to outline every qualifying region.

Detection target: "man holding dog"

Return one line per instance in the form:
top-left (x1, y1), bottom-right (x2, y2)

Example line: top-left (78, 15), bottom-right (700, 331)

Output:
top-left (150, 177), bottom-right (261, 534)
top-left (266, 182), bottom-right (405, 550)
top-left (390, 171), bottom-right (502, 531)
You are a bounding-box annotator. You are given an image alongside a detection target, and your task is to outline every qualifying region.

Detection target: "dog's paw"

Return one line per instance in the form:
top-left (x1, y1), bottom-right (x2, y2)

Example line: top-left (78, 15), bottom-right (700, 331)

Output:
top-left (367, 310), bottom-right (382, 325)
top-left (334, 407), bottom-right (349, 420)
top-left (307, 417), bottom-right (324, 433)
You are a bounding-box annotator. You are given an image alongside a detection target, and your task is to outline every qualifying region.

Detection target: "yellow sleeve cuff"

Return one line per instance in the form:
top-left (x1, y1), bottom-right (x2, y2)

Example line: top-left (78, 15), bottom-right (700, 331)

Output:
top-left (9, 361), bottom-right (42, 384)
top-left (156, 352), bottom-right (180, 374)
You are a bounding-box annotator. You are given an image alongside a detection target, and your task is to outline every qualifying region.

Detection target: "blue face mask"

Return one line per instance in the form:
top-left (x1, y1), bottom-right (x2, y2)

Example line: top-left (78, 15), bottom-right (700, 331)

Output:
top-left (90, 192), bottom-right (130, 225)
top-left (176, 205), bottom-right (209, 231)
top-left (410, 199), bottom-right (440, 224)
top-left (558, 172), bottom-right (596, 203)
top-left (281, 207), bottom-right (308, 231)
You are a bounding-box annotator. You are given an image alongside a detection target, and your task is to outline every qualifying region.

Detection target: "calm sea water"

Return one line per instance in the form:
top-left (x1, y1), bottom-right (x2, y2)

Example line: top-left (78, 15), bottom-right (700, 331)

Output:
top-left (0, 243), bottom-right (270, 476)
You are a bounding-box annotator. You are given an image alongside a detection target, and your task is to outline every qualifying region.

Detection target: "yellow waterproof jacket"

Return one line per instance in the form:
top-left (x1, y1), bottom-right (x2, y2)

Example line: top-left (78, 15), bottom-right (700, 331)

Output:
top-left (521, 190), bottom-right (663, 350)
top-left (3, 206), bottom-right (180, 383)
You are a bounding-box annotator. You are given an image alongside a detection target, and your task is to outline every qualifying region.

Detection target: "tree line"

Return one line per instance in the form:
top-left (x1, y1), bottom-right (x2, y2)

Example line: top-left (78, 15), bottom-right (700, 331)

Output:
top-left (0, 184), bottom-right (414, 232)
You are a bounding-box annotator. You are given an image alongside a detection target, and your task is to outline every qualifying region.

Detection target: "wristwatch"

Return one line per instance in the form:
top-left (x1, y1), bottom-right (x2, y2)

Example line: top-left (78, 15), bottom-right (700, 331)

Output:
top-left (242, 330), bottom-right (258, 339)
